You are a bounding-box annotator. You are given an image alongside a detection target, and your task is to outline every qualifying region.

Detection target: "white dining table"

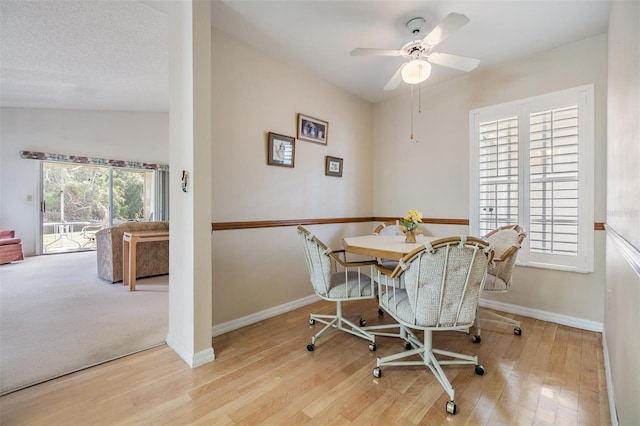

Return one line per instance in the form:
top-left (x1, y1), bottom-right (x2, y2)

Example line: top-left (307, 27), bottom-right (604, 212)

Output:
top-left (342, 234), bottom-right (436, 261)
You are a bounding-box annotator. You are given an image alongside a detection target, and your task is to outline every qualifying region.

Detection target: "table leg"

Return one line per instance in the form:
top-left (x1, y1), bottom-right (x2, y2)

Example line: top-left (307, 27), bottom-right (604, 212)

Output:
top-left (61, 225), bottom-right (82, 248)
top-left (129, 237), bottom-right (137, 291)
top-left (123, 237), bottom-right (130, 287)
top-left (44, 225), bottom-right (64, 251)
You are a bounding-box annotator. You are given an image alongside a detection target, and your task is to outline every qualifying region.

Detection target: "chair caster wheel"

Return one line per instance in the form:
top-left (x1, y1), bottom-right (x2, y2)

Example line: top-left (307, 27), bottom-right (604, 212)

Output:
top-left (372, 367), bottom-right (382, 378)
top-left (309, 318), bottom-right (315, 325)
top-left (404, 341), bottom-right (412, 350)
top-left (368, 343), bottom-right (377, 351)
top-left (475, 365), bottom-right (485, 375)
top-left (378, 308), bottom-right (384, 316)
top-left (360, 318), bottom-right (367, 326)
top-left (306, 343), bottom-right (314, 351)
top-left (446, 401), bottom-right (457, 414)
top-left (514, 327), bottom-right (522, 335)
top-left (472, 335), bottom-right (481, 343)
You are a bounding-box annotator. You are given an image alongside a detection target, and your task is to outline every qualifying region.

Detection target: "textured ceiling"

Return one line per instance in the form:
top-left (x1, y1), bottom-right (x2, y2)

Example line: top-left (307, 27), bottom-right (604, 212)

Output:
top-left (0, 0), bottom-right (169, 112)
top-left (0, 0), bottom-right (610, 112)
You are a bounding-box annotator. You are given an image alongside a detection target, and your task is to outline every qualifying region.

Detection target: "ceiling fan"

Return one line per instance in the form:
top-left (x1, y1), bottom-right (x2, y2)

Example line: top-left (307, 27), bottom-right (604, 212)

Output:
top-left (351, 13), bottom-right (480, 90)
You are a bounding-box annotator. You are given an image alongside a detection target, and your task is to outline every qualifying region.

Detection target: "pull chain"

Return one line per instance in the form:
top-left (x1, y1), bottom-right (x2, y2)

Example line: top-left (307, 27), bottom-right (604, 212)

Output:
top-left (410, 84), bottom-right (421, 143)
top-left (410, 84), bottom-right (414, 141)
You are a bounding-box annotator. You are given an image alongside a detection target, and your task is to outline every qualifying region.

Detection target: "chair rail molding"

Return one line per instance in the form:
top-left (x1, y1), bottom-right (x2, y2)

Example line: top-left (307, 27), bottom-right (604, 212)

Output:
top-left (212, 217), bottom-right (606, 232)
top-left (605, 224), bottom-right (640, 276)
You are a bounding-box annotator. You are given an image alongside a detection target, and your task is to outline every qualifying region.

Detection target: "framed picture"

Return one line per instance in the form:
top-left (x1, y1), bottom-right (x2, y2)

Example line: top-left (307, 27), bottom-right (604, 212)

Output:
top-left (297, 113), bottom-right (328, 145)
top-left (325, 156), bottom-right (343, 177)
top-left (267, 132), bottom-right (295, 168)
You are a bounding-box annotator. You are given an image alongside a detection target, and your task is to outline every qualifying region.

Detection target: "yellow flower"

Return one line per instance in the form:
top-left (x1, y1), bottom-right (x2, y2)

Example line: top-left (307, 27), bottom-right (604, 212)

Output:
top-left (402, 209), bottom-right (422, 232)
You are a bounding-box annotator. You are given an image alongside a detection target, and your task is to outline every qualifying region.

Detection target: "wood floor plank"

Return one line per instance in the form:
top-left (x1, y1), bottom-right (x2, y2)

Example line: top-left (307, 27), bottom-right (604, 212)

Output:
top-left (0, 299), bottom-right (611, 426)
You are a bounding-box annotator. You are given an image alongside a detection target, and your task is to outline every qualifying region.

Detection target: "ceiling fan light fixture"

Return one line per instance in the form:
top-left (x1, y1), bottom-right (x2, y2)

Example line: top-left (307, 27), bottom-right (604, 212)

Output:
top-left (401, 59), bottom-right (431, 84)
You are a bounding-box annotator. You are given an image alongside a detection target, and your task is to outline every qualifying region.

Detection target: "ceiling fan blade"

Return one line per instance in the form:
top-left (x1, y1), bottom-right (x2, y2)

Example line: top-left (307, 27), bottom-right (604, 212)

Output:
top-left (383, 65), bottom-right (404, 91)
top-left (428, 52), bottom-right (479, 72)
top-left (422, 12), bottom-right (470, 47)
top-left (350, 48), bottom-right (404, 57)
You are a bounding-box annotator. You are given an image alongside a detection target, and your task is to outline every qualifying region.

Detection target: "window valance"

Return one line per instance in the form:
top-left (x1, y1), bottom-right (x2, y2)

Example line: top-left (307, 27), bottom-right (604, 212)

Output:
top-left (20, 150), bottom-right (169, 172)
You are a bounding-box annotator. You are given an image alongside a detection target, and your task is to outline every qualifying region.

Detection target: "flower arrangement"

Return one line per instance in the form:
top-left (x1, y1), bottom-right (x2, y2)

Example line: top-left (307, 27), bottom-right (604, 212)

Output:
top-left (402, 209), bottom-right (423, 232)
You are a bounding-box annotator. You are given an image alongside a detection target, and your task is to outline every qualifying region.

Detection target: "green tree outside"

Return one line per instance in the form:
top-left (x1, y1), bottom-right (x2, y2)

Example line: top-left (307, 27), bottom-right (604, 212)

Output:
top-left (43, 163), bottom-right (149, 228)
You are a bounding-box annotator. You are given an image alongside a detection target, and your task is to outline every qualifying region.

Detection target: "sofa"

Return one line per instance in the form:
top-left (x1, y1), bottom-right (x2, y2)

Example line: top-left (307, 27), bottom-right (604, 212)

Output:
top-left (0, 230), bottom-right (24, 264)
top-left (96, 221), bottom-right (169, 282)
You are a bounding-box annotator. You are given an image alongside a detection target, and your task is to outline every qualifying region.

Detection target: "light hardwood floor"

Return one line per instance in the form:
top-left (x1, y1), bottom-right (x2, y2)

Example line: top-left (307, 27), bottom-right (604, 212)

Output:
top-left (0, 299), bottom-right (610, 425)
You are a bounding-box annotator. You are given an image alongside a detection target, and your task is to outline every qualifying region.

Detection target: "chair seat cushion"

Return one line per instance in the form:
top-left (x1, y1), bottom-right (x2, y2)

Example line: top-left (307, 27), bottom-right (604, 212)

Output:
top-left (325, 271), bottom-right (373, 298)
top-left (0, 237), bottom-right (21, 246)
top-left (379, 286), bottom-right (477, 328)
top-left (379, 260), bottom-right (399, 271)
top-left (483, 273), bottom-right (508, 291)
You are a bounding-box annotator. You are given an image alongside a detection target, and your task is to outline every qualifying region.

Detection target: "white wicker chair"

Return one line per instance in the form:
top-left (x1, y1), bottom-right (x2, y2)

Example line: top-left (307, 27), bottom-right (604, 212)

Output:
top-left (372, 220), bottom-right (405, 264)
top-left (373, 221), bottom-right (404, 236)
top-left (473, 224), bottom-right (527, 343)
top-left (372, 221), bottom-right (407, 281)
top-left (367, 236), bottom-right (493, 415)
top-left (297, 226), bottom-right (379, 352)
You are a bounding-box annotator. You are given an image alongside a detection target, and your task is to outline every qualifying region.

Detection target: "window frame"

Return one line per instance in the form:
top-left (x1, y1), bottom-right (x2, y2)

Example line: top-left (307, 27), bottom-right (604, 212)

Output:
top-left (469, 84), bottom-right (595, 273)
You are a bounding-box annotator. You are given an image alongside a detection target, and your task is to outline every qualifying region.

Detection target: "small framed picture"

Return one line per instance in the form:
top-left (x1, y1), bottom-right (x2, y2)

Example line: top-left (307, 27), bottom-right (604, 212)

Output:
top-left (297, 113), bottom-right (328, 145)
top-left (267, 132), bottom-right (295, 168)
top-left (325, 156), bottom-right (343, 177)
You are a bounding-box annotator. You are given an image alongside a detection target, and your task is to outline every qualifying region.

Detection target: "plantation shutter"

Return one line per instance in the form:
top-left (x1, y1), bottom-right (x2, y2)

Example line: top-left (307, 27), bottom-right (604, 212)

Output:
top-left (478, 116), bottom-right (519, 236)
top-left (470, 84), bottom-right (594, 272)
top-left (529, 106), bottom-right (580, 256)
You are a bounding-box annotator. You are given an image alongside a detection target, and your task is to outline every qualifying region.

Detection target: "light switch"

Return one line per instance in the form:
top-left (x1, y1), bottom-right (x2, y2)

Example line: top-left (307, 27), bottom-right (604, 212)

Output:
top-left (26, 194), bottom-right (33, 202)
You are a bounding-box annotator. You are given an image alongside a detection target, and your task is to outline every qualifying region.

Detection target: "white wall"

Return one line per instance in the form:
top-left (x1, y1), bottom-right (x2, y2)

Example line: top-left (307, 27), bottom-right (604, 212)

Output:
top-left (0, 108), bottom-right (169, 255)
top-left (210, 29), bottom-right (374, 325)
top-left (373, 34), bottom-right (608, 324)
top-left (605, 1), bottom-right (640, 424)
top-left (163, 0), bottom-right (214, 367)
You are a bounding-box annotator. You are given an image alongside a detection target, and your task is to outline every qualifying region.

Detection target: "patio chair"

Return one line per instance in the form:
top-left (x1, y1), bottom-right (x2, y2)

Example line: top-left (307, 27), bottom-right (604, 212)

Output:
top-left (473, 224), bottom-right (527, 343)
top-left (297, 226), bottom-right (378, 352)
top-left (81, 223), bottom-right (106, 248)
top-left (367, 236), bottom-right (493, 415)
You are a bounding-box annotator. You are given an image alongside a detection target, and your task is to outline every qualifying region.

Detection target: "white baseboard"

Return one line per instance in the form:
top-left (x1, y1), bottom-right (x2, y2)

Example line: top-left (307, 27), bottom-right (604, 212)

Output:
top-left (602, 331), bottom-right (619, 426)
top-left (211, 294), bottom-right (320, 337)
top-left (166, 333), bottom-right (215, 367)
top-left (209, 295), bottom-right (603, 337)
top-left (478, 298), bottom-right (604, 332)
top-left (192, 348), bottom-right (215, 367)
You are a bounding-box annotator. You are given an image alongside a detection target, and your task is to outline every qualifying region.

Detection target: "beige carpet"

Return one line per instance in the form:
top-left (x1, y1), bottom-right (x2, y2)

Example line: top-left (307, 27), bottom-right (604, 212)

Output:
top-left (0, 251), bottom-right (168, 395)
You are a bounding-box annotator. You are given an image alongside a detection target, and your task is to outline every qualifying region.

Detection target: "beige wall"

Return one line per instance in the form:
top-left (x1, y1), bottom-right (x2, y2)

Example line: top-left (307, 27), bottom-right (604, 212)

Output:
top-left (373, 34), bottom-right (608, 324)
top-left (605, 1), bottom-right (640, 424)
top-left (210, 29), bottom-right (374, 325)
top-left (606, 2), bottom-right (640, 250)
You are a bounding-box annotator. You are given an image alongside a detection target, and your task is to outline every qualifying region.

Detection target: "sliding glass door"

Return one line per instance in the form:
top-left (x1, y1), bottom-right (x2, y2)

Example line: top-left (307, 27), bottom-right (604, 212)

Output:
top-left (41, 162), bottom-right (153, 254)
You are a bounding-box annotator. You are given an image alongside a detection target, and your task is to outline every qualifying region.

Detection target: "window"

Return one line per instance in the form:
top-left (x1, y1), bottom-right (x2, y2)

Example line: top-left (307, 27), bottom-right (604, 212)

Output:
top-left (41, 162), bottom-right (166, 253)
top-left (470, 85), bottom-right (594, 272)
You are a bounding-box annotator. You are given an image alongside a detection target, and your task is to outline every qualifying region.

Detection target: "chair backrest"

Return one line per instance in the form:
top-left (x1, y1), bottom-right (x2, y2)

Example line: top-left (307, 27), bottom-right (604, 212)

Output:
top-left (373, 221), bottom-right (404, 236)
top-left (396, 236), bottom-right (493, 328)
top-left (297, 226), bottom-right (333, 297)
top-left (484, 224), bottom-right (527, 286)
